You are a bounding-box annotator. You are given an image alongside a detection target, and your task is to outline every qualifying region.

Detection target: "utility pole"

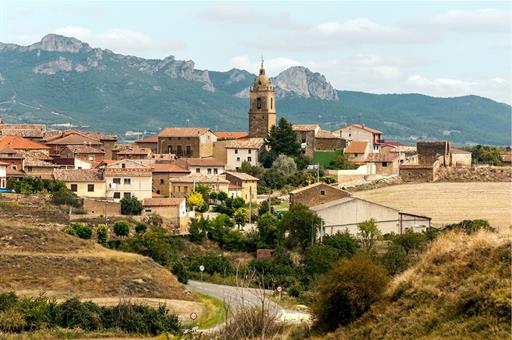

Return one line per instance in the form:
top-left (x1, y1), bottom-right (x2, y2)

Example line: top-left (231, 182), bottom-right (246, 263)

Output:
top-left (248, 185), bottom-right (252, 224)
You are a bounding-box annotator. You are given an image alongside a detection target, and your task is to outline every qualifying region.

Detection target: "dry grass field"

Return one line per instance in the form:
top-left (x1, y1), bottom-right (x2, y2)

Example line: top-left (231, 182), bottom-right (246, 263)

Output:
top-left (355, 182), bottom-right (511, 229)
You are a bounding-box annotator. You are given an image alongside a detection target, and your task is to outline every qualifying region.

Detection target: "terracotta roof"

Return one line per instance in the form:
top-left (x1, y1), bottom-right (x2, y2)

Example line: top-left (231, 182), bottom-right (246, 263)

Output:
top-left (344, 124), bottom-right (382, 134)
top-left (152, 163), bottom-right (190, 173)
top-left (170, 174), bottom-right (229, 184)
top-left (450, 148), bottom-right (471, 154)
top-left (24, 158), bottom-right (57, 168)
top-left (158, 127), bottom-right (212, 138)
top-left (289, 182), bottom-right (351, 196)
top-left (0, 135), bottom-right (50, 150)
top-left (345, 141), bottom-right (369, 154)
top-left (366, 153), bottom-right (398, 163)
top-left (116, 147), bottom-right (152, 156)
top-left (292, 124), bottom-right (319, 132)
top-left (225, 171), bottom-right (259, 181)
top-left (178, 157), bottom-right (225, 167)
top-left (501, 154), bottom-right (512, 162)
top-left (0, 123), bottom-right (46, 138)
top-left (382, 141), bottom-right (406, 147)
top-left (135, 135), bottom-right (158, 143)
top-left (53, 169), bottom-right (103, 182)
top-left (104, 167), bottom-right (152, 177)
top-left (64, 145), bottom-right (105, 154)
top-left (17, 149), bottom-right (52, 161)
top-left (225, 138), bottom-right (265, 149)
top-left (150, 153), bottom-right (175, 160)
top-left (44, 130), bottom-right (117, 142)
top-left (45, 133), bottom-right (102, 146)
top-left (143, 197), bottom-right (184, 207)
top-left (0, 145), bottom-right (20, 155)
top-left (316, 129), bottom-right (339, 139)
top-left (6, 168), bottom-right (26, 177)
top-left (214, 131), bottom-right (249, 140)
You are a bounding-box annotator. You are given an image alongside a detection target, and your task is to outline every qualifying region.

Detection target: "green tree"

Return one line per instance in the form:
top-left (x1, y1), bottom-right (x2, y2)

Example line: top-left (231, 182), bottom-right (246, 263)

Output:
top-left (303, 243), bottom-right (340, 277)
top-left (381, 243), bottom-right (408, 275)
top-left (135, 223), bottom-right (147, 234)
top-left (443, 219), bottom-right (496, 234)
top-left (51, 188), bottom-right (81, 207)
top-left (233, 207), bottom-right (249, 230)
top-left (261, 169), bottom-right (285, 189)
top-left (231, 197), bottom-right (245, 210)
top-left (217, 191), bottom-right (228, 202)
top-left (120, 196), bottom-right (143, 215)
top-left (113, 220), bottom-right (130, 237)
top-left (239, 161), bottom-right (265, 178)
top-left (322, 231), bottom-right (360, 259)
top-left (257, 213), bottom-right (279, 248)
top-left (260, 118), bottom-right (301, 167)
top-left (187, 191), bottom-right (205, 211)
top-left (471, 145), bottom-right (503, 165)
top-left (271, 154), bottom-right (297, 177)
top-left (329, 153), bottom-right (356, 170)
top-left (312, 254), bottom-right (389, 331)
top-left (189, 217), bottom-right (209, 243)
top-left (195, 184), bottom-right (211, 202)
top-left (358, 219), bottom-right (381, 252)
top-left (171, 261), bottom-right (188, 284)
top-left (280, 204), bottom-right (322, 251)
top-left (67, 223), bottom-right (92, 239)
top-left (96, 224), bottom-right (109, 245)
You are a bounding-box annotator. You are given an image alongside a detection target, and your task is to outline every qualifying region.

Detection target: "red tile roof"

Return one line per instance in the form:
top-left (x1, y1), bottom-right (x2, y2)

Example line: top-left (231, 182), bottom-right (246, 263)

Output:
top-left (346, 124), bottom-right (382, 134)
top-left (53, 169), bottom-right (103, 182)
top-left (225, 138), bottom-right (265, 149)
top-left (135, 135), bottom-right (158, 143)
top-left (64, 145), bottom-right (105, 154)
top-left (0, 135), bottom-right (50, 150)
top-left (345, 141), bottom-right (368, 154)
top-left (143, 197), bottom-right (184, 207)
top-left (152, 163), bottom-right (190, 173)
top-left (116, 147), bottom-right (152, 156)
top-left (382, 141), bottom-right (406, 147)
top-left (45, 133), bottom-right (102, 146)
top-left (214, 131), bottom-right (249, 140)
top-left (158, 127), bottom-right (212, 138)
top-left (315, 129), bottom-right (339, 139)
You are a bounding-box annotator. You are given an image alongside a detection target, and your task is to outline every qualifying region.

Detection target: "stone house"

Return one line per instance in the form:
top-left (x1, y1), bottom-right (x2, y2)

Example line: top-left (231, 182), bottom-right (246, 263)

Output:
top-left (344, 141), bottom-right (370, 164)
top-left (289, 182), bottom-right (351, 207)
top-left (142, 197), bottom-right (189, 233)
top-left (365, 153), bottom-right (400, 176)
top-left (450, 148), bottom-right (472, 167)
top-left (135, 135), bottom-right (158, 153)
top-left (168, 174), bottom-right (229, 198)
top-left (104, 159), bottom-right (152, 201)
top-left (225, 171), bottom-right (259, 203)
top-left (152, 162), bottom-right (191, 197)
top-left (417, 141), bottom-right (451, 166)
top-left (311, 197), bottom-right (432, 236)
top-left (53, 168), bottom-right (106, 198)
top-left (0, 120), bottom-right (46, 141)
top-left (60, 145), bottom-right (105, 164)
top-left (43, 130), bottom-right (117, 160)
top-left (157, 127), bottom-right (217, 158)
top-left (292, 124), bottom-right (345, 159)
top-left (224, 138), bottom-right (265, 170)
top-left (177, 157), bottom-right (225, 175)
top-left (23, 158), bottom-right (57, 179)
top-left (333, 124), bottom-right (382, 152)
top-left (113, 147), bottom-right (153, 160)
top-left (381, 142), bottom-right (417, 164)
top-left (0, 146), bottom-right (24, 172)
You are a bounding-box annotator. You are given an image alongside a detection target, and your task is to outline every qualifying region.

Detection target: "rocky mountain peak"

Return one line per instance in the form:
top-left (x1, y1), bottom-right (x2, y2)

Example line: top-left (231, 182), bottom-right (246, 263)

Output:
top-left (31, 34), bottom-right (91, 53)
top-left (273, 66), bottom-right (339, 101)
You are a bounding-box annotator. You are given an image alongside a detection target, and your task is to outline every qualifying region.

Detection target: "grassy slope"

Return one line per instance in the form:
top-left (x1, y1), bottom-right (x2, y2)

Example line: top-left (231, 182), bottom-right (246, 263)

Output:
top-left (334, 231), bottom-right (511, 339)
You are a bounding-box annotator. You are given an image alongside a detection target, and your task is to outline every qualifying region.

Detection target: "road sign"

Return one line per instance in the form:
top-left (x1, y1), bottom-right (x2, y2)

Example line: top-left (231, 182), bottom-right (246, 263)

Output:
top-left (190, 312), bottom-right (197, 320)
top-left (199, 265), bottom-right (205, 272)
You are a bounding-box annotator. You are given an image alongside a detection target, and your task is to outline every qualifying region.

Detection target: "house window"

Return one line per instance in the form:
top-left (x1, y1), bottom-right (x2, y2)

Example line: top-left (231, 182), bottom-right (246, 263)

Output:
top-left (160, 179), bottom-right (164, 184)
top-left (207, 168), bottom-right (212, 174)
top-left (196, 168), bottom-right (200, 173)
top-left (320, 190), bottom-right (325, 196)
top-left (382, 162), bottom-right (388, 167)
top-left (87, 184), bottom-right (94, 192)
top-left (113, 192), bottom-right (121, 199)
top-left (270, 98), bottom-right (273, 109)
top-left (177, 145), bottom-right (182, 155)
top-left (186, 145), bottom-right (192, 156)
top-left (124, 178), bottom-right (131, 185)
top-left (248, 149), bottom-right (252, 154)
top-left (121, 163), bottom-right (126, 169)
top-left (70, 184), bottom-right (78, 192)
top-left (184, 186), bottom-right (188, 193)
top-left (214, 168), bottom-right (218, 174)
top-left (248, 157), bottom-right (252, 162)
top-left (123, 192), bottom-right (131, 198)
top-left (257, 97), bottom-right (262, 109)
top-left (235, 149), bottom-right (238, 154)
top-left (236, 157), bottom-right (240, 162)
top-left (113, 178), bottom-right (121, 184)
top-left (12, 165), bottom-right (17, 170)
top-left (168, 146), bottom-right (173, 154)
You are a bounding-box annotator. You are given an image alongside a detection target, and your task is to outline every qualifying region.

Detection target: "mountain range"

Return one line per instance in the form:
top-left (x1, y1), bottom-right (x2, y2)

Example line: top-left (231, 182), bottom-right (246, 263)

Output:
top-left (0, 34), bottom-right (510, 145)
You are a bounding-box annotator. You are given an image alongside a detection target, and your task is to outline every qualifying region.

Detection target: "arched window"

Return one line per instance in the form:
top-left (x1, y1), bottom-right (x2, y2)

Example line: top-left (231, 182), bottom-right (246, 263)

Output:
top-left (270, 98), bottom-right (273, 109)
top-left (256, 97), bottom-right (262, 109)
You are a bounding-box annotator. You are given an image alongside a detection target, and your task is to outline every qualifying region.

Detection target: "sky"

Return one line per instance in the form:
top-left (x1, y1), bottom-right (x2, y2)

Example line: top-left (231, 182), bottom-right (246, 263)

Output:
top-left (0, 1), bottom-right (511, 103)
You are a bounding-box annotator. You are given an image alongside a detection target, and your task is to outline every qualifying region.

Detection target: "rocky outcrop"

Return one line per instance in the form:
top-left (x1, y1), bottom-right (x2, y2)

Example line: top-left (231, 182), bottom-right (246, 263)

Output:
top-left (273, 66), bottom-right (339, 100)
top-left (32, 57), bottom-right (88, 75)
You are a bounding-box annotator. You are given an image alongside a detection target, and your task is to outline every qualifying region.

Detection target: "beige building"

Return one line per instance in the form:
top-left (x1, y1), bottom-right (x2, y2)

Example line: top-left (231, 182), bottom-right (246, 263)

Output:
top-left (225, 138), bottom-right (265, 170)
top-left (333, 124), bottom-right (382, 153)
top-left (169, 174), bottom-right (229, 198)
top-left (157, 127), bottom-right (217, 158)
top-left (142, 197), bottom-right (189, 233)
top-left (450, 148), bottom-right (472, 167)
top-left (104, 159), bottom-right (152, 201)
top-left (293, 124), bottom-right (345, 159)
top-left (289, 182), bottom-right (351, 207)
top-left (152, 162), bottom-right (191, 197)
top-left (344, 141), bottom-right (370, 164)
top-left (248, 62), bottom-right (276, 138)
top-left (53, 168), bottom-right (106, 198)
top-left (225, 171), bottom-right (259, 203)
top-left (135, 135), bottom-right (158, 153)
top-left (365, 153), bottom-right (400, 176)
top-left (311, 197), bottom-right (432, 236)
top-left (177, 157), bottom-right (225, 175)
top-left (0, 161), bottom-right (6, 188)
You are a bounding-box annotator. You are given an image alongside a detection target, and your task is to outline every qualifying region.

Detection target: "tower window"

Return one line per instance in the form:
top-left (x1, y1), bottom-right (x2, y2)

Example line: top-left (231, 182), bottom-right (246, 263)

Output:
top-left (270, 98), bottom-right (273, 109)
top-left (257, 97), bottom-right (262, 109)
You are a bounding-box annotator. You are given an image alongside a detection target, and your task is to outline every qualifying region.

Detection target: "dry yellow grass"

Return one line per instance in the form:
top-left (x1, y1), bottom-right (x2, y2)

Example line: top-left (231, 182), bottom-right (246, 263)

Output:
top-left (355, 182), bottom-right (511, 229)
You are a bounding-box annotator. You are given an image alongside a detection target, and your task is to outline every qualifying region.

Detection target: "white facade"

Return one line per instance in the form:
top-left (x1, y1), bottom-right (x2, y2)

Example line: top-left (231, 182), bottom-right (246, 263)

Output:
top-left (451, 152), bottom-right (472, 167)
top-left (74, 158), bottom-right (92, 169)
top-left (105, 160), bottom-right (152, 202)
top-left (0, 163), bottom-right (6, 189)
top-left (334, 125), bottom-right (380, 152)
top-left (191, 165), bottom-right (225, 175)
top-left (226, 148), bottom-right (260, 170)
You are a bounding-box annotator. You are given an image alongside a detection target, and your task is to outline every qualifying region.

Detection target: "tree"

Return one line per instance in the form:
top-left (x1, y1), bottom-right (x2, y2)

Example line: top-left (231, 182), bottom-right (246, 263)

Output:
top-left (135, 223), bottom-right (147, 234)
top-left (189, 217), bottom-right (209, 243)
top-left (322, 231), bottom-right (360, 259)
top-left (443, 219), bottom-right (496, 234)
top-left (239, 161), bottom-right (265, 178)
top-left (280, 204), bottom-right (322, 251)
top-left (113, 220), bottom-right (130, 237)
top-left (51, 188), bottom-right (81, 207)
top-left (329, 153), bottom-right (356, 170)
top-left (381, 243), bottom-right (408, 275)
top-left (312, 254), bottom-right (389, 331)
top-left (261, 169), bottom-right (285, 190)
top-left (67, 223), bottom-right (92, 239)
top-left (233, 207), bottom-right (249, 230)
top-left (217, 191), bottom-right (228, 202)
top-left (195, 184), bottom-right (211, 202)
top-left (171, 261), bottom-right (188, 284)
top-left (120, 196), bottom-right (143, 215)
top-left (303, 243), bottom-right (340, 277)
top-left (471, 145), bottom-right (502, 165)
top-left (358, 219), bottom-right (381, 252)
top-left (231, 197), bottom-right (245, 210)
top-left (96, 224), bottom-right (109, 245)
top-left (187, 191), bottom-right (206, 211)
top-left (257, 213), bottom-right (279, 248)
top-left (271, 154), bottom-right (297, 177)
top-left (260, 118), bottom-right (301, 167)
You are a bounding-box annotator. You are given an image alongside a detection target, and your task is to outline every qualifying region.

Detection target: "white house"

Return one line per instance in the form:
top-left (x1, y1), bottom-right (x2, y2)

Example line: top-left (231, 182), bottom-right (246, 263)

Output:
top-left (450, 148), bottom-right (472, 167)
top-left (225, 138), bottom-right (265, 170)
top-left (176, 157), bottom-right (225, 175)
top-left (310, 196), bottom-right (431, 237)
top-left (0, 161), bottom-right (7, 189)
top-left (104, 159), bottom-right (152, 201)
top-left (333, 124), bottom-right (382, 153)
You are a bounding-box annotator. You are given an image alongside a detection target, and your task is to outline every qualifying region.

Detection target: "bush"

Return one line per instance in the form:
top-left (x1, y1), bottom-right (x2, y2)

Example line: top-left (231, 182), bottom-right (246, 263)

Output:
top-left (381, 243), bottom-right (408, 275)
top-left (120, 229), bottom-right (183, 266)
top-left (280, 204), bottom-right (322, 251)
top-left (358, 219), bottom-right (381, 252)
top-left (187, 191), bottom-right (205, 211)
top-left (186, 254), bottom-right (234, 276)
top-left (303, 243), bottom-right (340, 277)
top-left (51, 188), bottom-right (81, 207)
top-left (96, 224), bottom-right (109, 244)
top-left (322, 231), bottom-right (360, 259)
top-left (312, 254), bottom-right (389, 331)
top-left (120, 196), bottom-right (143, 215)
top-left (67, 223), bottom-right (92, 239)
top-left (135, 223), bottom-right (147, 233)
top-left (171, 261), bottom-right (188, 284)
top-left (188, 217), bottom-right (209, 243)
top-left (390, 231), bottom-right (429, 255)
top-left (113, 220), bottom-right (130, 237)
top-left (444, 219), bottom-right (496, 234)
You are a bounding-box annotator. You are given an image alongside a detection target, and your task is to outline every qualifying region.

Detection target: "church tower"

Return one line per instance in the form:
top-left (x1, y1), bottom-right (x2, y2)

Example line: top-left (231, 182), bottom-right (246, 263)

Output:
top-left (248, 61), bottom-right (276, 138)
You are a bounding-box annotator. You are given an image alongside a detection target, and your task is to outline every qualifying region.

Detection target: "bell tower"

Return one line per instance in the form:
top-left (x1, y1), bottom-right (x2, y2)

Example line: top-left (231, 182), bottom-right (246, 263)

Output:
top-left (248, 60), bottom-right (276, 138)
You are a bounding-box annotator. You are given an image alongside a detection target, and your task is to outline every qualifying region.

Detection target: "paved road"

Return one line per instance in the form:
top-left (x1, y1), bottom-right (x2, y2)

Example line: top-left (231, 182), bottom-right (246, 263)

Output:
top-left (187, 280), bottom-right (310, 323)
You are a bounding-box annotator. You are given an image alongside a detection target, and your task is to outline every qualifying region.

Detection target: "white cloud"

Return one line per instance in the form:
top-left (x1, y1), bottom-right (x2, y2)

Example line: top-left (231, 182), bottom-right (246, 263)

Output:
top-left (230, 55), bottom-right (301, 76)
top-left (432, 8), bottom-right (511, 33)
top-left (406, 74), bottom-right (477, 94)
top-left (53, 26), bottom-right (186, 56)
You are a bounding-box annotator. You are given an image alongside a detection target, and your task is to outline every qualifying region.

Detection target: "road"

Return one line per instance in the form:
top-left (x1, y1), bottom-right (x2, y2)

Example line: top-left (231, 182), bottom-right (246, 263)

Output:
top-left (187, 280), bottom-right (310, 323)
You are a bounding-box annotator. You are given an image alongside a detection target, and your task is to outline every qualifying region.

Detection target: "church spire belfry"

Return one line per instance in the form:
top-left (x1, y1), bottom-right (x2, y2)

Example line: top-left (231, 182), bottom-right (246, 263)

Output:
top-left (248, 61), bottom-right (276, 138)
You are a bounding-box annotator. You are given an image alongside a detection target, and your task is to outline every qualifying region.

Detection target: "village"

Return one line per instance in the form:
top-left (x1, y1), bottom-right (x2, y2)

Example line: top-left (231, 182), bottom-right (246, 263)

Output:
top-left (0, 63), bottom-right (510, 240)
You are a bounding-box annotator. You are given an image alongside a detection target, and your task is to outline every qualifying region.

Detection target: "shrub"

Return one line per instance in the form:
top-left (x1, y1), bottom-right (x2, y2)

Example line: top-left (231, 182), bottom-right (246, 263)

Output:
top-left (320, 175), bottom-right (337, 184)
top-left (312, 254), bottom-right (389, 331)
top-left (120, 196), bottom-right (143, 215)
top-left (303, 243), bottom-right (340, 277)
top-left (233, 207), bottom-right (249, 230)
top-left (120, 229), bottom-right (182, 266)
top-left (186, 254), bottom-right (234, 276)
top-left (113, 220), bottom-right (130, 237)
top-left (135, 223), bottom-right (147, 233)
top-left (217, 191), bottom-right (228, 201)
top-left (280, 204), bottom-right (322, 251)
top-left (444, 219), bottom-right (496, 234)
top-left (381, 243), bottom-right (408, 275)
top-left (188, 217), bottom-right (209, 243)
top-left (390, 231), bottom-right (429, 255)
top-left (322, 231), bottom-right (359, 259)
top-left (358, 219), bottom-right (381, 252)
top-left (96, 224), bottom-right (109, 244)
top-left (67, 223), bottom-right (92, 239)
top-left (171, 261), bottom-right (188, 284)
top-left (187, 191), bottom-right (205, 211)
top-left (51, 188), bottom-right (81, 207)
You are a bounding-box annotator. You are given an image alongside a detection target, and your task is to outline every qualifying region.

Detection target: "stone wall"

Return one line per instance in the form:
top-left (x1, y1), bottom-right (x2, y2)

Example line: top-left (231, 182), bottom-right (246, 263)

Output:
top-left (83, 198), bottom-right (120, 216)
top-left (399, 165), bottom-right (435, 182)
top-left (436, 165), bottom-right (511, 182)
top-left (315, 137), bottom-right (345, 151)
top-left (417, 141), bottom-right (450, 166)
